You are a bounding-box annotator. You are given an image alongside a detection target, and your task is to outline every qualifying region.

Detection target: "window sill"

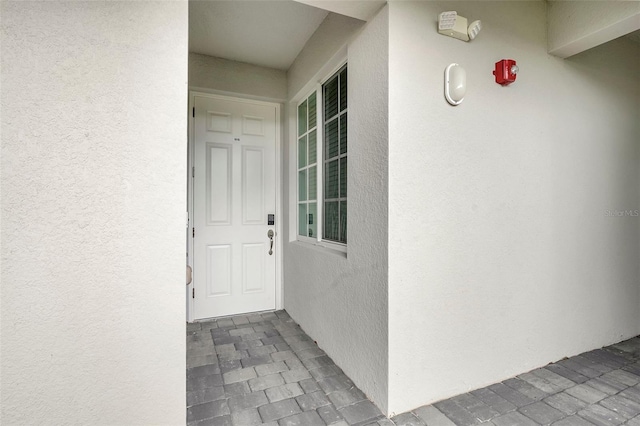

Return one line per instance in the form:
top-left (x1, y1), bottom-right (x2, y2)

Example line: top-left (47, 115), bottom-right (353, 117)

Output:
top-left (291, 239), bottom-right (347, 258)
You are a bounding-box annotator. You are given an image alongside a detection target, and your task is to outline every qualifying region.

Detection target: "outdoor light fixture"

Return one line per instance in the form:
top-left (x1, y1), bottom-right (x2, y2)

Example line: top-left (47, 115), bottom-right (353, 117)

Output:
top-left (438, 11), bottom-right (482, 42)
top-left (445, 63), bottom-right (466, 106)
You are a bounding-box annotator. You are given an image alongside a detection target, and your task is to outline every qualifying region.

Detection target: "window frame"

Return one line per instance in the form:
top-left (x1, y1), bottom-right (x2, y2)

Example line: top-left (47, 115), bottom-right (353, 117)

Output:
top-left (321, 65), bottom-right (347, 245)
top-left (296, 88), bottom-right (321, 246)
top-left (296, 62), bottom-right (348, 252)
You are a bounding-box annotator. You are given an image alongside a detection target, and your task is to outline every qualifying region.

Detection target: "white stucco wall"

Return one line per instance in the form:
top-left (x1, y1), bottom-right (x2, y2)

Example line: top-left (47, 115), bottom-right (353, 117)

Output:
top-left (189, 53), bottom-right (287, 101)
top-left (388, 0), bottom-right (639, 415)
top-left (547, 0), bottom-right (640, 58)
top-left (287, 13), bottom-right (365, 99)
top-left (283, 9), bottom-right (390, 413)
top-left (1, 2), bottom-right (187, 424)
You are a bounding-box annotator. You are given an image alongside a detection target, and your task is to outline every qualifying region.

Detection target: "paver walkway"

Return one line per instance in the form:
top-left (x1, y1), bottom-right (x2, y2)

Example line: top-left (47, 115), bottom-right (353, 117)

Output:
top-left (187, 310), bottom-right (640, 425)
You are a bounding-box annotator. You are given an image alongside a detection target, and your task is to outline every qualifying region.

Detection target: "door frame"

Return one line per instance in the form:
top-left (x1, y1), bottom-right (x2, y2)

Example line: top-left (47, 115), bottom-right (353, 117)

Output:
top-left (187, 91), bottom-right (283, 322)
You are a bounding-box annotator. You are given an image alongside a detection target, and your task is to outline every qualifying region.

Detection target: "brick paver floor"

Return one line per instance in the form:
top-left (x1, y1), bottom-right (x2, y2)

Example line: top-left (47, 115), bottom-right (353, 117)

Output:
top-left (187, 310), bottom-right (640, 425)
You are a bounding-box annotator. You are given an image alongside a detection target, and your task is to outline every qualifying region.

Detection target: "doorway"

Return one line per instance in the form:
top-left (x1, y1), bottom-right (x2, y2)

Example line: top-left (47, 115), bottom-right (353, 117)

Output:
top-left (188, 92), bottom-right (282, 321)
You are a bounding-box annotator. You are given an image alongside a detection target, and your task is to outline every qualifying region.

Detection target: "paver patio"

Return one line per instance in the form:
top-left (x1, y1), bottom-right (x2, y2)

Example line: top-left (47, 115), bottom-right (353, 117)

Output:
top-left (187, 311), bottom-right (640, 425)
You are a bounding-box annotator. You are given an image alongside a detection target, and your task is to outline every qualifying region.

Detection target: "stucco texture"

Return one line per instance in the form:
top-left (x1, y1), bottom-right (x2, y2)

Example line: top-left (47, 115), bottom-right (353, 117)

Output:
top-left (1, 2), bottom-right (188, 424)
top-left (388, 0), bottom-right (640, 415)
top-left (283, 8), bottom-right (390, 414)
top-left (287, 13), bottom-right (364, 100)
top-left (189, 53), bottom-right (288, 101)
top-left (547, 0), bottom-right (640, 56)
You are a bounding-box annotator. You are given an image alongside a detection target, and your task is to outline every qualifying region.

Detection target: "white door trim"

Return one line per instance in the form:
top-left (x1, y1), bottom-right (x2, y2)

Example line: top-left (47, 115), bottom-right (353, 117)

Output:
top-left (187, 91), bottom-right (283, 322)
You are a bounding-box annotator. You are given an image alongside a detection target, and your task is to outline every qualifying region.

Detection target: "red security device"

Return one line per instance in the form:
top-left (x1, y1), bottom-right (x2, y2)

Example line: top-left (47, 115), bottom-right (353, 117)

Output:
top-left (493, 59), bottom-right (518, 85)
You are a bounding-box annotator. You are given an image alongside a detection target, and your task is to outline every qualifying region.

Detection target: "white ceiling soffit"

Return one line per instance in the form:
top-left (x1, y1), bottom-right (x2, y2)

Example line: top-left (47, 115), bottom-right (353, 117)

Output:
top-left (626, 29), bottom-right (640, 44)
top-left (547, 1), bottom-right (640, 58)
top-left (189, 1), bottom-right (329, 70)
top-left (293, 0), bottom-right (385, 22)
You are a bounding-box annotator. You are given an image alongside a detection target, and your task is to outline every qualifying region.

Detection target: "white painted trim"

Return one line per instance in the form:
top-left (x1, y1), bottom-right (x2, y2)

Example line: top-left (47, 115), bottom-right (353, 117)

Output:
top-left (293, 0), bottom-right (385, 21)
top-left (291, 240), bottom-right (347, 257)
top-left (187, 90), bottom-right (283, 322)
top-left (549, 12), bottom-right (640, 58)
top-left (295, 87), bottom-right (323, 245)
top-left (275, 101), bottom-right (283, 312)
top-left (189, 85), bottom-right (286, 105)
top-left (314, 86), bottom-right (324, 245)
top-left (188, 94), bottom-right (195, 323)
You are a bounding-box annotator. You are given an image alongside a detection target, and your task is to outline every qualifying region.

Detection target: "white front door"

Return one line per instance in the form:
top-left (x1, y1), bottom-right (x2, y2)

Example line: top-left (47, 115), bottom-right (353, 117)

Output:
top-left (192, 94), bottom-right (278, 319)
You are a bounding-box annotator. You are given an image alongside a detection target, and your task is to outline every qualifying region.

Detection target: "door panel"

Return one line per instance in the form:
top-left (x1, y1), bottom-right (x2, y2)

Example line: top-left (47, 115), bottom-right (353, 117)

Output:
top-left (242, 243), bottom-right (265, 293)
top-left (242, 147), bottom-right (264, 225)
top-left (193, 95), bottom-right (277, 319)
top-left (206, 244), bottom-right (231, 297)
top-left (207, 143), bottom-right (232, 225)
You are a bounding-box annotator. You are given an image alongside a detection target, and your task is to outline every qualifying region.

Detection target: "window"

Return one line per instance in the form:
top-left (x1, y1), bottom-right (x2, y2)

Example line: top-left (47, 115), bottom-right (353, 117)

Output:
top-left (322, 66), bottom-right (347, 243)
top-left (297, 64), bottom-right (347, 246)
top-left (297, 91), bottom-right (318, 239)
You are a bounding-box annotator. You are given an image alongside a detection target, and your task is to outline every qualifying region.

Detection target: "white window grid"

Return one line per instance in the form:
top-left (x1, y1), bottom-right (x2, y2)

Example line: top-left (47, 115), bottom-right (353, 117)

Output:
top-left (296, 63), bottom-right (347, 250)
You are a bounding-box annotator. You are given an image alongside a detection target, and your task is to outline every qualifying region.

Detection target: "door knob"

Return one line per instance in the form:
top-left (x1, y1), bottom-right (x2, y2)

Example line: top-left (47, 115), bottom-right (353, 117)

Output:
top-left (267, 230), bottom-right (274, 255)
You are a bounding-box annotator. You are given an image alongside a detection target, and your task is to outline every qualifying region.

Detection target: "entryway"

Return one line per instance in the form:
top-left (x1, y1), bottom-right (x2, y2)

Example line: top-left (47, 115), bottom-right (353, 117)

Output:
top-left (187, 314), bottom-right (640, 425)
top-left (186, 311), bottom-right (388, 425)
top-left (189, 93), bottom-right (281, 320)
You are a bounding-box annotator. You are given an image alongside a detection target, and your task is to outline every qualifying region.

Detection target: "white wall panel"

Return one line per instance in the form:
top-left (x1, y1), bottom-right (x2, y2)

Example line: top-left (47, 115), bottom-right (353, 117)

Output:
top-left (283, 8), bottom-right (390, 414)
top-left (0, 2), bottom-right (187, 423)
top-left (189, 53), bottom-right (287, 102)
top-left (388, 0), bottom-right (640, 415)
